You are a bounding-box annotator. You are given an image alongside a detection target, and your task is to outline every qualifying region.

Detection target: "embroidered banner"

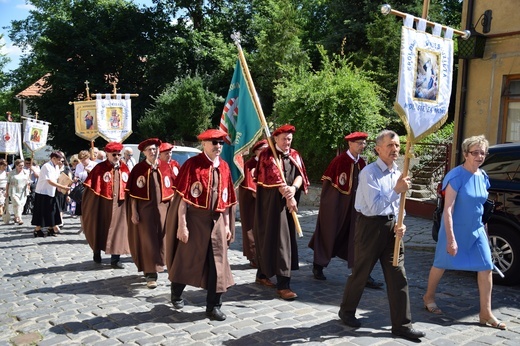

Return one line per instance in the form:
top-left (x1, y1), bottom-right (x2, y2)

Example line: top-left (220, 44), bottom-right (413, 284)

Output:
top-left (95, 94), bottom-right (132, 143)
top-left (23, 118), bottom-right (50, 152)
top-left (0, 121), bottom-right (23, 156)
top-left (394, 16), bottom-right (454, 142)
top-left (73, 100), bottom-right (99, 141)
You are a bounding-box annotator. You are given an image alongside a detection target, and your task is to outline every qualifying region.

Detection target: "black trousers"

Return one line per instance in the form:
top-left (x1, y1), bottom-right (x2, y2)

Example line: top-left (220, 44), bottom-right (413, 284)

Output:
top-left (172, 240), bottom-right (222, 310)
top-left (339, 214), bottom-right (412, 329)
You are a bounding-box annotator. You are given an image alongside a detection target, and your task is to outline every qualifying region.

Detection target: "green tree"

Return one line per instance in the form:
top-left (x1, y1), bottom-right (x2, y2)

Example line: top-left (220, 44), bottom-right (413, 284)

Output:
top-left (7, 0), bottom-right (158, 153)
top-left (138, 75), bottom-right (214, 142)
top-left (248, 0), bottom-right (310, 119)
top-left (274, 49), bottom-right (386, 181)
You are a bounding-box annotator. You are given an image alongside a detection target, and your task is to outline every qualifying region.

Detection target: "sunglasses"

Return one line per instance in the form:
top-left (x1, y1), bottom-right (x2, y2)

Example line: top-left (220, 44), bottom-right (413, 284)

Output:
top-left (212, 140), bottom-right (225, 146)
top-left (111, 153), bottom-right (122, 157)
top-left (468, 150), bottom-right (488, 157)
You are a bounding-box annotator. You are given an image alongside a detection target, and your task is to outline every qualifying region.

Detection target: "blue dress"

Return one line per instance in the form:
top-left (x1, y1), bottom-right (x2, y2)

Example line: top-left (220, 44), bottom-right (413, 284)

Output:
top-left (433, 165), bottom-right (494, 271)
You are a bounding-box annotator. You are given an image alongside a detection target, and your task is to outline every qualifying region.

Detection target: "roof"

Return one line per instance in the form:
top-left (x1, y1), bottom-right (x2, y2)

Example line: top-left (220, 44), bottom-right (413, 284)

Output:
top-left (16, 73), bottom-right (51, 99)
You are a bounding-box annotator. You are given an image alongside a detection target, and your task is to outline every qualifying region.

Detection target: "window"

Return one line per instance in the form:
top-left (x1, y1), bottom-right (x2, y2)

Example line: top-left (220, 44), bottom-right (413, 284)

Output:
top-left (502, 76), bottom-right (520, 142)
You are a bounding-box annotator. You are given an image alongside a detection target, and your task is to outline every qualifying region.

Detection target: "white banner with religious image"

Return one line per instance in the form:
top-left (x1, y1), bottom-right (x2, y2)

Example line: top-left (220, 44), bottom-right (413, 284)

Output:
top-left (95, 94), bottom-right (132, 143)
top-left (0, 121), bottom-right (23, 157)
top-left (23, 118), bottom-right (50, 152)
top-left (394, 15), bottom-right (454, 142)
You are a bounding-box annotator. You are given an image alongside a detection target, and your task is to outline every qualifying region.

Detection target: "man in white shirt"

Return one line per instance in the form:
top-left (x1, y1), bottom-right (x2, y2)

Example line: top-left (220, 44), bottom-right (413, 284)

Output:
top-left (122, 147), bottom-right (137, 171)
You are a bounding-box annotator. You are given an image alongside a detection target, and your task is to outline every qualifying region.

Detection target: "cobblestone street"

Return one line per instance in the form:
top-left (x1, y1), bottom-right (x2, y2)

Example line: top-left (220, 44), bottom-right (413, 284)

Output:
top-left (1, 208), bottom-right (519, 345)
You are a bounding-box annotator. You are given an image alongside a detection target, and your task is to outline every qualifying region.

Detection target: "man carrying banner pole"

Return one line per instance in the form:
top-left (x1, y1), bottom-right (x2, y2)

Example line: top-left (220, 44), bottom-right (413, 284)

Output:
top-left (379, 7), bottom-right (456, 267)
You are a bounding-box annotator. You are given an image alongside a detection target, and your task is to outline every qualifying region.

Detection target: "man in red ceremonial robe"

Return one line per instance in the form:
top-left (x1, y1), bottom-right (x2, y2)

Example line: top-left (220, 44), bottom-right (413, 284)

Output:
top-left (308, 132), bottom-right (383, 288)
top-left (165, 129), bottom-right (237, 321)
top-left (253, 124), bottom-right (310, 300)
top-left (158, 142), bottom-right (181, 184)
top-left (126, 138), bottom-right (175, 289)
top-left (239, 139), bottom-right (268, 268)
top-left (82, 142), bottom-right (130, 269)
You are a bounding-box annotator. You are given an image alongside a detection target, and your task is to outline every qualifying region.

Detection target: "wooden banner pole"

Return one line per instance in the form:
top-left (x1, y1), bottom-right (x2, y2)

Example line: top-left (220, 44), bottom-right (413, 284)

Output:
top-left (231, 33), bottom-right (303, 237)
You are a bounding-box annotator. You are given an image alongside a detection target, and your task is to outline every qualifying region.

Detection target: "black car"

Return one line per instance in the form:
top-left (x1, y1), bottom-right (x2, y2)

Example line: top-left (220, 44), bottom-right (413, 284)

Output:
top-left (480, 142), bottom-right (520, 285)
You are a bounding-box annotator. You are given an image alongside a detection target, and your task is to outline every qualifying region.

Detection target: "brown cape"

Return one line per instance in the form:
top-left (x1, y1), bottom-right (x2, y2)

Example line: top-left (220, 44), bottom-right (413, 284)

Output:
top-left (164, 194), bottom-right (236, 293)
top-left (308, 153), bottom-right (365, 268)
top-left (82, 168), bottom-right (130, 255)
top-left (126, 170), bottom-right (169, 273)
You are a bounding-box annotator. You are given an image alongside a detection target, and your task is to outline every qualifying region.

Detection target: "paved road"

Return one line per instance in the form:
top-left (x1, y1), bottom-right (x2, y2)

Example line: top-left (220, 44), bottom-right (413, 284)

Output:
top-left (1, 208), bottom-right (518, 345)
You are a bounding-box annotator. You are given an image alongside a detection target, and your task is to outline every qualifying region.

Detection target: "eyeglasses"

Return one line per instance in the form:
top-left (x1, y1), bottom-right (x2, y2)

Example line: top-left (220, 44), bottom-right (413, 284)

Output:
top-left (468, 150), bottom-right (488, 157)
top-left (126, 153), bottom-right (133, 156)
top-left (212, 140), bottom-right (225, 146)
top-left (354, 141), bottom-right (367, 146)
top-left (111, 153), bottom-right (122, 157)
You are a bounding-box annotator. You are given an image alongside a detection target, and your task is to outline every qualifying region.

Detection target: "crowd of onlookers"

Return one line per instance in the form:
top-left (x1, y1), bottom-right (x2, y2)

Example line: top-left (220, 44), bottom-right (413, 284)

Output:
top-left (0, 145), bottom-right (138, 228)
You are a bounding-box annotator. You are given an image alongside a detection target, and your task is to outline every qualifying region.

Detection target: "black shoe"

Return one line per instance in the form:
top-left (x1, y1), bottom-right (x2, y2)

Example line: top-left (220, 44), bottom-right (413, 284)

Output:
top-left (172, 298), bottom-right (184, 309)
top-left (47, 229), bottom-right (57, 237)
top-left (365, 275), bottom-right (383, 289)
top-left (34, 229), bottom-right (45, 237)
top-left (338, 310), bottom-right (361, 328)
top-left (93, 252), bottom-right (102, 264)
top-left (391, 327), bottom-right (426, 340)
top-left (312, 266), bottom-right (326, 280)
top-left (110, 261), bottom-right (125, 269)
top-left (206, 307), bottom-right (226, 321)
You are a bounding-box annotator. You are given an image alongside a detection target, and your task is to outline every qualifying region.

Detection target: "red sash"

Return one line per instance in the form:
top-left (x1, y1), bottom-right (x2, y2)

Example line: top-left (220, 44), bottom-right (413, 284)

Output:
top-left (322, 152), bottom-right (366, 194)
top-left (126, 160), bottom-right (175, 201)
top-left (83, 160), bottom-right (130, 200)
top-left (255, 148), bottom-right (310, 193)
top-left (174, 153), bottom-right (237, 212)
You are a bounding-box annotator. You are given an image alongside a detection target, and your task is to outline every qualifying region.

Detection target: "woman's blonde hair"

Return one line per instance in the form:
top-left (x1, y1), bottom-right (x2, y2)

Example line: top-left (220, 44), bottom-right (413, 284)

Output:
top-left (78, 150), bottom-right (90, 160)
top-left (461, 135), bottom-right (489, 154)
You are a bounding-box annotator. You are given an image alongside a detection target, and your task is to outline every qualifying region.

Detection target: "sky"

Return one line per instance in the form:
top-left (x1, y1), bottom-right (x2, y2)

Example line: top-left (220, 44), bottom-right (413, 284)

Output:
top-left (0, 0), bottom-right (154, 74)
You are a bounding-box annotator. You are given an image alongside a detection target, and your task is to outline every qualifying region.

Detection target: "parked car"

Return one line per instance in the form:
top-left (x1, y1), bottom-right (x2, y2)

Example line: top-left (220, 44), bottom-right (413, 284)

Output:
top-left (171, 145), bottom-right (201, 166)
top-left (434, 142), bottom-right (520, 285)
top-left (480, 142), bottom-right (520, 285)
top-left (123, 144), bottom-right (201, 166)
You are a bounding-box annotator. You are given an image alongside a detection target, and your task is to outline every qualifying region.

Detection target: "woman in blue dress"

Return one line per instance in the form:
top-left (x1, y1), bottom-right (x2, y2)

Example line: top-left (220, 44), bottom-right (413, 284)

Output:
top-left (422, 135), bottom-right (506, 330)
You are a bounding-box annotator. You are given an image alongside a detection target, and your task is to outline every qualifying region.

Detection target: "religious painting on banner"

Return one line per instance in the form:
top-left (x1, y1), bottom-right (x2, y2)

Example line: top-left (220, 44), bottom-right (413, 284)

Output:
top-left (219, 59), bottom-right (263, 187)
top-left (0, 121), bottom-right (23, 157)
top-left (73, 100), bottom-right (99, 141)
top-left (394, 15), bottom-right (454, 142)
top-left (23, 119), bottom-right (49, 152)
top-left (95, 94), bottom-right (132, 143)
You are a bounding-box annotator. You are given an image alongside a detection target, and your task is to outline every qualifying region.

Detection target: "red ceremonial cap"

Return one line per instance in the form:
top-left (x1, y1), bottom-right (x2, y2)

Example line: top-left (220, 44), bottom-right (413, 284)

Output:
top-left (197, 129), bottom-right (227, 141)
top-left (104, 142), bottom-right (124, 153)
top-left (344, 132), bottom-right (368, 141)
top-left (159, 142), bottom-right (174, 152)
top-left (252, 139), bottom-right (268, 152)
top-left (272, 124), bottom-right (296, 137)
top-left (138, 138), bottom-right (162, 152)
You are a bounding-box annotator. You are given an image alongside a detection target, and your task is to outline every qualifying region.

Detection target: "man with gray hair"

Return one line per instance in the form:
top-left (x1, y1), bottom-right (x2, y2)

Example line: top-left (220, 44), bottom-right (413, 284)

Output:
top-left (338, 130), bottom-right (425, 340)
top-left (122, 147), bottom-right (137, 171)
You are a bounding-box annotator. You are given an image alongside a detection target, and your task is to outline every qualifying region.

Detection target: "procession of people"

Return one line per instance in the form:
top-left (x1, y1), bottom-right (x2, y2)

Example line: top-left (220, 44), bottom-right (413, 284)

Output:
top-left (4, 124), bottom-right (509, 340)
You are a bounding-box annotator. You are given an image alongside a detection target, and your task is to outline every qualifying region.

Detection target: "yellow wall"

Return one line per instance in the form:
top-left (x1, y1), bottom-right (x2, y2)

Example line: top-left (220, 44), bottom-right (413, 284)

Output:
top-left (453, 0), bottom-right (520, 165)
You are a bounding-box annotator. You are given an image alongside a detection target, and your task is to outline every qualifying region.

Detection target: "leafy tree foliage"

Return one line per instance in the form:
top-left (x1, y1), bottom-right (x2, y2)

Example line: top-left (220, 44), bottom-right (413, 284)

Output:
top-left (138, 75), bottom-right (214, 143)
top-left (274, 49), bottom-right (386, 181)
top-left (2, 0), bottom-right (462, 157)
top-left (248, 0), bottom-right (310, 118)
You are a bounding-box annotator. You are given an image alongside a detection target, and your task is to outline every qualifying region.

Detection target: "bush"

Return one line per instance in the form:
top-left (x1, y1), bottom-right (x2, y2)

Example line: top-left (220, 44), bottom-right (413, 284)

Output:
top-left (273, 49), bottom-right (386, 182)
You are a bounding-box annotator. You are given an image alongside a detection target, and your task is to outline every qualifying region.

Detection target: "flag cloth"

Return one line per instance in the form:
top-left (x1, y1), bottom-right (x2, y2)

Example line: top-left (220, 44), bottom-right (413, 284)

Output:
top-left (394, 15), bottom-right (454, 142)
top-left (23, 118), bottom-right (50, 152)
top-left (0, 121), bottom-right (23, 158)
top-left (95, 94), bottom-right (133, 143)
top-left (73, 100), bottom-right (99, 141)
top-left (219, 60), bottom-right (263, 187)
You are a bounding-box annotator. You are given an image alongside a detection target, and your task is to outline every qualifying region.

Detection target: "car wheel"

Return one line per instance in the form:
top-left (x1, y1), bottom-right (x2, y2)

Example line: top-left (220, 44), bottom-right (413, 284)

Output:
top-left (487, 224), bottom-right (520, 285)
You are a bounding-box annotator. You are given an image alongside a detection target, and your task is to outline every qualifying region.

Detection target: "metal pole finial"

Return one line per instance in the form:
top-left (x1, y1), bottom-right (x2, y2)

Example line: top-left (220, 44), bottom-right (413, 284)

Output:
top-left (231, 32), bottom-right (241, 46)
top-left (381, 4), bottom-right (392, 15)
